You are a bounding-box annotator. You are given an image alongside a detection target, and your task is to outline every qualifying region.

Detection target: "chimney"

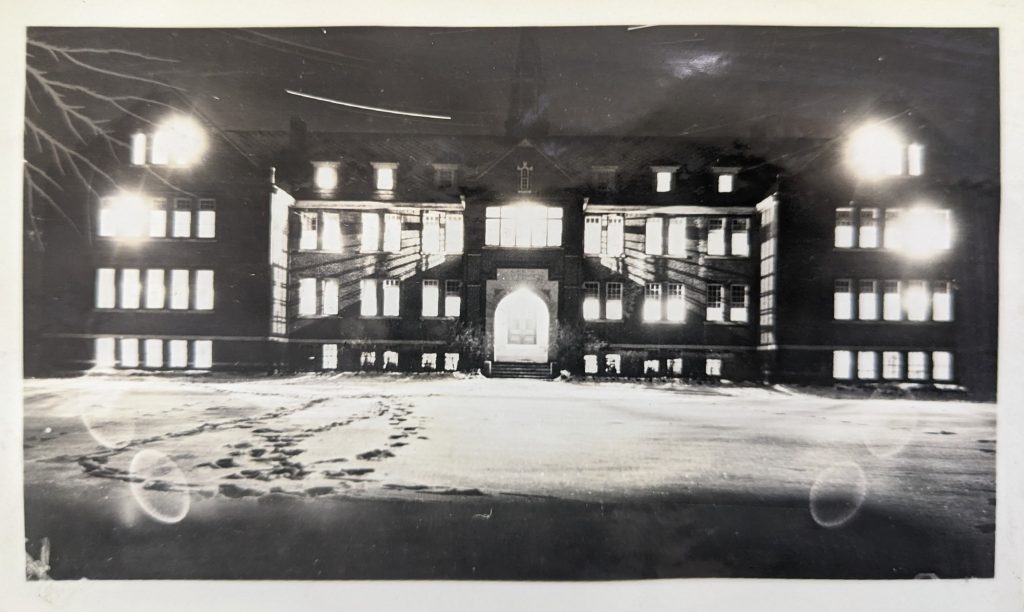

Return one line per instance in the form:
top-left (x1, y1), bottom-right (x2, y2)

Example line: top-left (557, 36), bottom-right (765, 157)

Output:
top-left (289, 116), bottom-right (307, 152)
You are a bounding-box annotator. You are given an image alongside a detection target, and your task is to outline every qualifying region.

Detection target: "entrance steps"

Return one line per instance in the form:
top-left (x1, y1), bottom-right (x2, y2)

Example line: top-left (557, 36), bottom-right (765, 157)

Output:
top-left (489, 361), bottom-right (554, 379)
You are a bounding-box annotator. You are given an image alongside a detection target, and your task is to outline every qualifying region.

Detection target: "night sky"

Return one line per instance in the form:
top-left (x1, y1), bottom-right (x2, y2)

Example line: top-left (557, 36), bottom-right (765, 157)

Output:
top-left (26, 26), bottom-right (999, 163)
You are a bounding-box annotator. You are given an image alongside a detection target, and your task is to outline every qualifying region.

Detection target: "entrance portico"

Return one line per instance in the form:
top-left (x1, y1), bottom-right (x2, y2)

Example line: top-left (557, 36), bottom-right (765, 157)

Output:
top-left (486, 269), bottom-right (559, 364)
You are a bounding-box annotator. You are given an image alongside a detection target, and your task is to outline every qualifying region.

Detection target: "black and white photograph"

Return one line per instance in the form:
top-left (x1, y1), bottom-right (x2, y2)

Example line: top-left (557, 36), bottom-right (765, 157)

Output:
top-left (6, 0), bottom-right (1024, 610)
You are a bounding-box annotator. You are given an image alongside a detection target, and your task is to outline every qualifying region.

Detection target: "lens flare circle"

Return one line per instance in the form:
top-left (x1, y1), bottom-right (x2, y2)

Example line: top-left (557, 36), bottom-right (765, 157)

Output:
top-left (81, 400), bottom-right (137, 449)
top-left (809, 461), bottom-right (868, 529)
top-left (129, 449), bottom-right (191, 524)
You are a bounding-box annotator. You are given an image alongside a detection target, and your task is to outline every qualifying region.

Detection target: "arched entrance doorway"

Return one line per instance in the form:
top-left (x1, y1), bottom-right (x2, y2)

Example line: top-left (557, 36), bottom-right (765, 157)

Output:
top-left (493, 288), bottom-right (550, 363)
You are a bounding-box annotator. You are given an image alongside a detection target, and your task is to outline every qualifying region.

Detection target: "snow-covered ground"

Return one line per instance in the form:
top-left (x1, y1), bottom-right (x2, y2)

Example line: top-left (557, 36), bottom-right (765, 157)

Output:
top-left (21, 374), bottom-right (997, 579)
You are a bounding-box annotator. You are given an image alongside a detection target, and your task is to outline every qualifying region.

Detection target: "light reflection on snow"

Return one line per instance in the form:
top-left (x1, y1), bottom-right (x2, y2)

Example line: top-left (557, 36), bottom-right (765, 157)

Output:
top-left (809, 462), bottom-right (868, 529)
top-left (129, 449), bottom-right (191, 524)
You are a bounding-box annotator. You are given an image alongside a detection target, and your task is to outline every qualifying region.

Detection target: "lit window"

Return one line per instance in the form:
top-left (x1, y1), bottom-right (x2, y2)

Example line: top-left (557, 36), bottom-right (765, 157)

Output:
top-left (859, 208), bottom-right (879, 248)
top-left (193, 340), bottom-right (212, 369)
top-left (584, 354), bottom-right (598, 374)
top-left (857, 351), bottom-right (877, 380)
top-left (383, 351), bottom-right (399, 370)
top-left (361, 213), bottom-right (380, 252)
top-left (606, 283), bottom-right (623, 320)
top-left (120, 268), bottom-right (141, 309)
top-left (422, 211), bottom-right (442, 254)
top-left (730, 218), bottom-right (750, 257)
top-left (858, 280), bottom-right (878, 321)
top-left (847, 123), bottom-right (905, 178)
top-left (195, 270), bottom-right (214, 310)
top-left (882, 351), bottom-right (902, 380)
top-left (145, 269), bottom-right (165, 309)
top-left (667, 283), bottom-right (686, 322)
top-left (644, 359), bottom-right (660, 374)
top-left (584, 216), bottom-right (601, 254)
top-left (120, 338), bottom-right (139, 368)
top-left (321, 212), bottom-right (342, 252)
top-left (166, 269), bottom-right (187, 310)
top-left (444, 353), bottom-right (460, 371)
top-left (382, 279), bottom-right (400, 316)
top-left (421, 353), bottom-right (437, 370)
top-left (835, 208), bottom-right (854, 248)
top-left (718, 173), bottom-right (735, 193)
top-left (644, 283), bottom-right (662, 322)
top-left (151, 116), bottom-right (206, 166)
top-left (313, 163), bottom-right (339, 191)
top-left (908, 143), bottom-right (925, 176)
top-left (99, 193), bottom-right (149, 238)
top-left (884, 209), bottom-right (902, 249)
top-left (605, 354), bottom-right (621, 375)
top-left (422, 280), bottom-right (440, 317)
top-left (607, 215), bottom-right (624, 256)
top-left (361, 351), bottom-right (376, 368)
top-left (96, 268), bottom-right (116, 308)
top-left (900, 208), bottom-right (953, 256)
top-left (655, 171), bottom-right (672, 193)
top-left (383, 213), bottom-right (401, 253)
top-left (707, 284), bottom-right (724, 322)
top-left (444, 280), bottom-right (462, 317)
top-left (729, 284), bottom-right (748, 323)
top-left (667, 358), bottom-right (683, 376)
top-left (299, 278), bottom-right (317, 316)
top-left (169, 340), bottom-right (188, 368)
top-left (299, 212), bottom-right (319, 251)
top-left (645, 217), bottom-right (664, 255)
top-left (374, 164), bottom-right (396, 191)
top-left (150, 130), bottom-right (169, 165)
top-left (173, 199), bottom-right (192, 238)
top-left (932, 351), bottom-right (953, 381)
top-left (98, 199), bottom-right (116, 237)
top-left (95, 337), bottom-right (115, 368)
top-left (130, 133), bottom-right (147, 165)
top-left (197, 199), bottom-right (216, 238)
top-left (834, 279), bottom-right (853, 320)
top-left (322, 344), bottom-right (338, 369)
top-left (583, 282), bottom-right (600, 321)
top-left (905, 280), bottom-right (929, 322)
top-left (149, 198), bottom-right (167, 238)
top-left (907, 351), bottom-right (927, 380)
top-left (517, 162), bottom-right (532, 193)
top-left (667, 218), bottom-right (687, 256)
top-left (707, 218), bottom-right (726, 256)
top-left (484, 205), bottom-right (562, 247)
top-left (706, 358), bottom-right (722, 377)
top-left (932, 281), bottom-right (952, 322)
top-left (445, 213), bottom-right (464, 254)
top-left (883, 280), bottom-right (902, 321)
top-left (321, 278), bottom-right (338, 315)
top-left (360, 279), bottom-right (378, 316)
top-left (833, 350), bottom-right (853, 379)
top-left (144, 339), bottom-right (164, 368)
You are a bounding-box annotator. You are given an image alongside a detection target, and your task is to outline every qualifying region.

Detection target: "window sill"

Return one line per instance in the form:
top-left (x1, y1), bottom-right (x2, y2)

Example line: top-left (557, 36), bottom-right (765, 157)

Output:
top-left (360, 315), bottom-right (402, 320)
top-left (704, 321), bottom-right (749, 326)
top-left (583, 319), bottom-right (625, 324)
top-left (420, 316), bottom-right (460, 321)
top-left (297, 314), bottom-right (340, 319)
top-left (95, 308), bottom-right (216, 313)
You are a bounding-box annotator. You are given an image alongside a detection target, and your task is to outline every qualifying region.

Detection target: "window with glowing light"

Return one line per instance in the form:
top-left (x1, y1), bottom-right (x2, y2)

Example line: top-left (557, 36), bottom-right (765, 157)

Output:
top-left (383, 351), bottom-right (399, 370)
top-left (907, 352), bottom-right (927, 380)
top-left (149, 198), bottom-right (167, 238)
top-left (584, 216), bottom-right (601, 254)
top-left (173, 199), bottom-right (192, 238)
top-left (130, 133), bottom-right (147, 166)
top-left (298, 278), bottom-right (317, 316)
top-left (717, 173), bottom-right (735, 193)
top-left (606, 282), bottom-right (623, 320)
top-left (707, 284), bottom-right (724, 322)
top-left (932, 281), bottom-right (953, 322)
top-left (313, 163), bottom-right (339, 191)
top-left (645, 217), bottom-right (664, 255)
top-left (96, 268), bottom-right (116, 309)
top-left (94, 337), bottom-right (116, 368)
top-left (707, 218), bottom-right (726, 256)
top-left (144, 339), bottom-right (164, 369)
top-left (149, 116), bottom-right (206, 166)
top-left (883, 280), bottom-right (902, 321)
top-left (584, 354), bottom-right (598, 374)
top-left (484, 205), bottom-right (562, 248)
top-left (643, 283), bottom-right (662, 322)
top-left (422, 280), bottom-right (440, 318)
top-left (667, 358), bottom-right (683, 376)
top-left (360, 279), bottom-right (377, 316)
top-left (667, 283), bottom-right (686, 322)
top-left (195, 269), bottom-right (214, 310)
top-left (835, 208), bottom-right (854, 248)
top-left (421, 353), bottom-right (437, 370)
top-left (858, 280), bottom-right (879, 321)
top-left (730, 218), bottom-right (750, 257)
top-left (857, 351), bottom-right (877, 380)
top-left (383, 213), bottom-right (402, 252)
top-left (373, 163), bottom-right (397, 191)
top-left (667, 217), bottom-right (687, 256)
top-left (644, 359), bottom-right (660, 375)
top-left (382, 279), bottom-right (400, 316)
top-left (444, 353), bottom-right (460, 371)
top-left (859, 208), bottom-right (879, 248)
top-left (421, 211), bottom-right (463, 255)
top-left (360, 213), bottom-right (380, 252)
top-left (834, 279), bottom-right (853, 320)
top-left (582, 282), bottom-right (600, 320)
top-left (321, 212), bottom-right (342, 252)
top-left (169, 269), bottom-right (189, 310)
top-left (884, 209), bottom-right (902, 248)
top-left (832, 350), bottom-right (853, 380)
top-left (847, 123), bottom-right (906, 178)
top-left (706, 358), bottom-right (722, 377)
top-left (605, 354), bottom-right (621, 375)
top-left (907, 143), bottom-right (925, 176)
top-left (655, 171), bottom-right (672, 193)
top-left (299, 212), bottom-right (319, 251)
top-left (932, 351), bottom-right (953, 381)
top-left (320, 278), bottom-right (338, 315)
top-left (899, 208), bottom-right (952, 256)
top-left (445, 280), bottom-right (461, 317)
top-left (197, 199), bottom-right (216, 238)
top-left (169, 340), bottom-right (188, 368)
top-left (120, 338), bottom-right (139, 368)
top-left (361, 351), bottom-right (377, 368)
top-left (882, 351), bottom-right (903, 380)
top-left (322, 344), bottom-right (338, 370)
top-left (905, 280), bottom-right (929, 321)
top-left (729, 284), bottom-right (748, 323)
top-left (144, 269), bottom-right (165, 309)
top-left (120, 268), bottom-right (141, 309)
top-left (193, 340), bottom-right (212, 369)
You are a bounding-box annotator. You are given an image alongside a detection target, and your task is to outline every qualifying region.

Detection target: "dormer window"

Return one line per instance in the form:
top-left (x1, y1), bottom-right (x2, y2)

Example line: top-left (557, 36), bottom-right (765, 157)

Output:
top-left (129, 116), bottom-right (206, 167)
top-left (312, 162), bottom-right (340, 191)
top-left (715, 169), bottom-right (738, 193)
top-left (652, 166), bottom-right (679, 193)
top-left (592, 166), bottom-right (617, 192)
top-left (907, 143), bottom-right (925, 176)
top-left (433, 164), bottom-right (458, 190)
top-left (372, 162), bottom-right (398, 192)
top-left (130, 133), bottom-right (147, 165)
top-left (517, 161), bottom-right (533, 193)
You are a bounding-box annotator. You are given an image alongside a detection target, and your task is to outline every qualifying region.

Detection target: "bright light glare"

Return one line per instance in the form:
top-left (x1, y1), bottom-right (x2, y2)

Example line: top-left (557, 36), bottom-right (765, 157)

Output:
top-left (897, 207), bottom-right (952, 258)
top-left (314, 165), bottom-right (338, 190)
top-left (155, 116), bottom-right (206, 166)
top-left (847, 123), bottom-right (904, 178)
top-left (112, 192), bottom-right (150, 238)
